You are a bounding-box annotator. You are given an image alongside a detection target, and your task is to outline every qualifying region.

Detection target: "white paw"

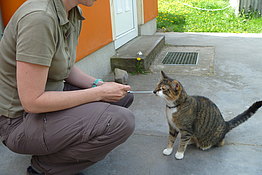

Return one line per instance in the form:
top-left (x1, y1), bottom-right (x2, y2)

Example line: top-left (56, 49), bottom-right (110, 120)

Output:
top-left (175, 152), bottom-right (184, 160)
top-left (201, 145), bottom-right (212, 151)
top-left (163, 148), bottom-right (173, 156)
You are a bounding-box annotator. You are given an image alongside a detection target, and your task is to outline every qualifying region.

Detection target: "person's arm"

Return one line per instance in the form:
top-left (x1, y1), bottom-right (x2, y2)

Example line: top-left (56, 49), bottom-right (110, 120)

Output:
top-left (17, 61), bottom-right (130, 114)
top-left (65, 65), bottom-right (101, 88)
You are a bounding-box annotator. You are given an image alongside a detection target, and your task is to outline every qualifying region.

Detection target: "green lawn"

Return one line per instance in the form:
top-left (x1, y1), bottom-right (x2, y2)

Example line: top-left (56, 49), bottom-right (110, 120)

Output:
top-left (157, 0), bottom-right (262, 33)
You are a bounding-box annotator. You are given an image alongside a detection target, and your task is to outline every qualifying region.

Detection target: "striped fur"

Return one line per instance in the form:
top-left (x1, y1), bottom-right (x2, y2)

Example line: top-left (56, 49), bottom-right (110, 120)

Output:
top-left (153, 71), bottom-right (262, 160)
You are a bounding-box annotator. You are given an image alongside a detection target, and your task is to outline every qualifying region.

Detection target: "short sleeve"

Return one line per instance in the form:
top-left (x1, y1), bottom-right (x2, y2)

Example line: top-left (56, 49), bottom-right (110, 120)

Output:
top-left (16, 12), bottom-right (57, 67)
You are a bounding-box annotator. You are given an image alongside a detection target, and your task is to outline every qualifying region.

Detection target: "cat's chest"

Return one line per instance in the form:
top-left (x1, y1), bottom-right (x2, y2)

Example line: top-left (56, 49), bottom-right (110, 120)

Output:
top-left (166, 107), bottom-right (179, 130)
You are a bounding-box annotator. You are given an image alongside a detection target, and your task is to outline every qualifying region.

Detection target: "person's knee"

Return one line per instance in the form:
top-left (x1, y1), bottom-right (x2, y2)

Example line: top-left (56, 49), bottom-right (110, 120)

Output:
top-left (120, 108), bottom-right (135, 137)
top-left (109, 107), bottom-right (135, 140)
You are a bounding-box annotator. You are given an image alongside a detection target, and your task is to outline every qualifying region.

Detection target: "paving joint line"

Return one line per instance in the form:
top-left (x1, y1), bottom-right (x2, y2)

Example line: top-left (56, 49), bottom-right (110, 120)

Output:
top-left (133, 132), bottom-right (262, 147)
top-left (225, 142), bottom-right (262, 147)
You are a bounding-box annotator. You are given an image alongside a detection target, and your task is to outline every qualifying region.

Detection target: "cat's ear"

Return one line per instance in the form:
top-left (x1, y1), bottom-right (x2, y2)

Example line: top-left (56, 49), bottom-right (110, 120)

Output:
top-left (171, 81), bottom-right (180, 91)
top-left (161, 71), bottom-right (168, 79)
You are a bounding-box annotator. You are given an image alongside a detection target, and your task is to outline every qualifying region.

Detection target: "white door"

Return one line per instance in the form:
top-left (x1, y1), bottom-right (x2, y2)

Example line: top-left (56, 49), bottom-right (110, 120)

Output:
top-left (113, 0), bottom-right (138, 49)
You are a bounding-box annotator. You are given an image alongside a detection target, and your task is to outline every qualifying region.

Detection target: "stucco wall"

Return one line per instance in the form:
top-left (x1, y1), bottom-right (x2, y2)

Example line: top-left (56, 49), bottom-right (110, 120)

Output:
top-left (143, 0), bottom-right (158, 23)
top-left (0, 0), bottom-right (25, 26)
top-left (77, 2), bottom-right (113, 61)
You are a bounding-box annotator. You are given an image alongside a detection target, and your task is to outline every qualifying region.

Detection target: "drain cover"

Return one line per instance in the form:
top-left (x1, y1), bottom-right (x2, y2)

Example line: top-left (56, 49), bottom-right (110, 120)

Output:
top-left (162, 52), bottom-right (198, 65)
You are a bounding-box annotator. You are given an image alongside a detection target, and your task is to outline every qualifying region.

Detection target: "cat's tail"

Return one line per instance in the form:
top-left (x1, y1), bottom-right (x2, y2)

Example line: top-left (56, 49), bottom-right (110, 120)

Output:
top-left (227, 101), bottom-right (262, 132)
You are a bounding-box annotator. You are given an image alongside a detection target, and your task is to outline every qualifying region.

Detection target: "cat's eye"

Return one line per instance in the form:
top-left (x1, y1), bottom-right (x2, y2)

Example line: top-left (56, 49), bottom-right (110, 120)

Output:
top-left (161, 85), bottom-right (169, 91)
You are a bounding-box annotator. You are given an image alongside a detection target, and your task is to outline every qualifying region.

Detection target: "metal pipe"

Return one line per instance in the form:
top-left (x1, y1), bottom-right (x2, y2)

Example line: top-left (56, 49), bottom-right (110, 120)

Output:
top-left (128, 91), bottom-right (153, 94)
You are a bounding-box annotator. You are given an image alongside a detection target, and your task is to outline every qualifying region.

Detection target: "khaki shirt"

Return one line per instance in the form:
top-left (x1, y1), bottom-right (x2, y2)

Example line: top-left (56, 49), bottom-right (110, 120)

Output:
top-left (0, 0), bottom-right (85, 118)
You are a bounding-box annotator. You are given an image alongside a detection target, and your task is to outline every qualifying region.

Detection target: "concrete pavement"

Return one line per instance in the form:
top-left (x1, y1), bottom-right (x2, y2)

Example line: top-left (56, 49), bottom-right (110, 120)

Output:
top-left (1, 32), bottom-right (262, 175)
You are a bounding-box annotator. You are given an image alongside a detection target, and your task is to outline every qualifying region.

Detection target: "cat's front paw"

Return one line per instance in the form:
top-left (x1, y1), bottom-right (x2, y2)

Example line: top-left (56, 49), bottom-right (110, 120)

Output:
top-left (163, 148), bottom-right (173, 156)
top-left (175, 152), bottom-right (184, 160)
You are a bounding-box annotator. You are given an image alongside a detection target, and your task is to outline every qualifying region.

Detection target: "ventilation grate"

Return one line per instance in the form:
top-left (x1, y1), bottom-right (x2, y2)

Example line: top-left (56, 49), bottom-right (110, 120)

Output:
top-left (162, 52), bottom-right (198, 65)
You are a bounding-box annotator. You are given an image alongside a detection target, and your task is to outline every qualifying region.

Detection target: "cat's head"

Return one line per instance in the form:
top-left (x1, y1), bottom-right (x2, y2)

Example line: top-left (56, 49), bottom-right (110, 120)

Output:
top-left (153, 71), bottom-right (185, 102)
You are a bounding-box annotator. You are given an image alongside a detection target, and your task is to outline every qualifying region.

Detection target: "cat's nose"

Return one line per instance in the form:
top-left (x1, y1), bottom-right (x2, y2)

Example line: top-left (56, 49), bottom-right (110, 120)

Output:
top-left (153, 90), bottom-right (157, 94)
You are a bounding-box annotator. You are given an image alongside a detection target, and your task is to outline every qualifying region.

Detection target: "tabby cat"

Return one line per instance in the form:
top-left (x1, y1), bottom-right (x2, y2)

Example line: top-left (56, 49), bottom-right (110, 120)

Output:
top-left (153, 71), bottom-right (262, 160)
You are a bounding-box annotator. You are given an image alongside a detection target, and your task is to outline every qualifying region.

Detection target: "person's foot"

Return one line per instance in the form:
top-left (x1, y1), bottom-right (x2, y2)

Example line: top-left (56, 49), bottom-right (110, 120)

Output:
top-left (27, 166), bottom-right (85, 175)
top-left (26, 166), bottom-right (44, 175)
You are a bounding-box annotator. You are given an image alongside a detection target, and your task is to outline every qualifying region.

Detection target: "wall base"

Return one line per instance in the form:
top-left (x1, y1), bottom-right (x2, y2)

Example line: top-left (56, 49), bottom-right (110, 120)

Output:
top-left (75, 42), bottom-right (115, 79)
top-left (138, 18), bottom-right (157, 36)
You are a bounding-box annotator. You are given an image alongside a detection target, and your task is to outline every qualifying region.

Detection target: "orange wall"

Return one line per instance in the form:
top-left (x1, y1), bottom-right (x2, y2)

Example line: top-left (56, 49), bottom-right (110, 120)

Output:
top-left (0, 0), bottom-right (113, 61)
top-left (77, 2), bottom-right (113, 61)
top-left (0, 0), bottom-right (25, 26)
top-left (143, 0), bottom-right (158, 23)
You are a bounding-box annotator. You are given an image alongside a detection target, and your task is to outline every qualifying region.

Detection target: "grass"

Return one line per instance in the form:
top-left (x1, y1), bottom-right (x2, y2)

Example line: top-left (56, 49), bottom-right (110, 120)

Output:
top-left (157, 0), bottom-right (262, 33)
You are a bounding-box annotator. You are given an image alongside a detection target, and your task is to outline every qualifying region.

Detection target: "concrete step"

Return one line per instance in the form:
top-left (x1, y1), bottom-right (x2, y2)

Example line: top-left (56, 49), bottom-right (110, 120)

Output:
top-left (110, 35), bottom-right (165, 73)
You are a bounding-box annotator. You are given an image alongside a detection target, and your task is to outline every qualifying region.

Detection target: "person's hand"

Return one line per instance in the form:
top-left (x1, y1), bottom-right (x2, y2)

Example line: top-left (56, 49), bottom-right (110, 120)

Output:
top-left (96, 82), bottom-right (131, 102)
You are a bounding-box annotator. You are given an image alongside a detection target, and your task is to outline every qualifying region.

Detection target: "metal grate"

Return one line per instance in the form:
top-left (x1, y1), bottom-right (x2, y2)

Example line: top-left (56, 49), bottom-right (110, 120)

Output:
top-left (162, 52), bottom-right (198, 65)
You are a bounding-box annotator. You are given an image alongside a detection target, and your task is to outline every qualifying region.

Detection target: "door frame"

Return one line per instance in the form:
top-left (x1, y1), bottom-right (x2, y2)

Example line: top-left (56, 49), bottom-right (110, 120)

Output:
top-left (110, 0), bottom-right (138, 49)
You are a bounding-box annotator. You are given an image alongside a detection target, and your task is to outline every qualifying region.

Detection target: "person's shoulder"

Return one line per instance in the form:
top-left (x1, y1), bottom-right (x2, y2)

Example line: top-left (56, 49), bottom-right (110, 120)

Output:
top-left (13, 0), bottom-right (57, 25)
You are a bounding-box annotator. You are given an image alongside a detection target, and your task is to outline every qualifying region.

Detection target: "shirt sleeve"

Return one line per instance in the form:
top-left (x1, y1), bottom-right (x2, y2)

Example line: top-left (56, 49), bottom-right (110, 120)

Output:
top-left (16, 11), bottom-right (57, 67)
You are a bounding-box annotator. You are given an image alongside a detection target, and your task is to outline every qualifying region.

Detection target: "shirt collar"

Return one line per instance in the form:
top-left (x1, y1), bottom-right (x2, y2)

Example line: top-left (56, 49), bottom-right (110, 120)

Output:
top-left (76, 6), bottom-right (86, 21)
top-left (53, 0), bottom-right (85, 26)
